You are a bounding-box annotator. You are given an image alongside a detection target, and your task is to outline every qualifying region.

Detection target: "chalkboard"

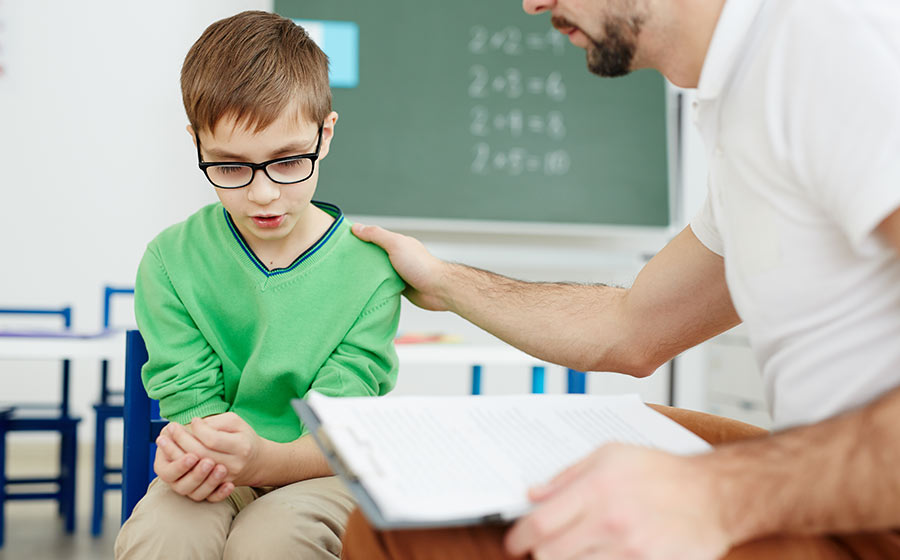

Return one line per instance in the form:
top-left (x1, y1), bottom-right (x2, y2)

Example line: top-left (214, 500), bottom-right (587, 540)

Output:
top-left (275, 1), bottom-right (671, 229)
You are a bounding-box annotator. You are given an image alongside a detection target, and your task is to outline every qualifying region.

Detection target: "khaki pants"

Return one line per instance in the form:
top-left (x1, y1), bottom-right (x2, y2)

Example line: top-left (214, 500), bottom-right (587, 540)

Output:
top-left (342, 405), bottom-right (900, 560)
top-left (116, 475), bottom-right (354, 560)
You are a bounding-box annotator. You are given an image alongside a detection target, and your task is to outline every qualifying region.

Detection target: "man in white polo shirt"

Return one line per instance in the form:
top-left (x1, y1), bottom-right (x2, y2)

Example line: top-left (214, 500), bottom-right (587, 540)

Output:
top-left (344, 0), bottom-right (900, 557)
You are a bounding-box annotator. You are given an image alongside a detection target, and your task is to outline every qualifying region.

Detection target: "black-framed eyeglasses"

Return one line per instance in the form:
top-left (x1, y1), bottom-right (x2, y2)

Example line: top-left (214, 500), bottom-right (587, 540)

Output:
top-left (196, 124), bottom-right (323, 189)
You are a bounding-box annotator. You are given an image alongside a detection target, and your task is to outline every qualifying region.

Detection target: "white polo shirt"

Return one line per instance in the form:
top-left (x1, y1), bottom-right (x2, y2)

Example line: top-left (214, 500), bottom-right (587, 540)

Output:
top-left (690, 0), bottom-right (900, 429)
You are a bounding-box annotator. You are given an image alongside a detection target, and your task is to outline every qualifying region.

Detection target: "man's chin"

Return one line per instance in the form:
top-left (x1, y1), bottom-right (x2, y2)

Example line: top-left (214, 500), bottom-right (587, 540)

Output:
top-left (586, 45), bottom-right (634, 78)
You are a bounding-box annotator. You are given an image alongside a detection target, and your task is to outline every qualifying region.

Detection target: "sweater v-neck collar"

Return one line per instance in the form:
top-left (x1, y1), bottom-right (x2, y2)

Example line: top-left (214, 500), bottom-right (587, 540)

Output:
top-left (223, 201), bottom-right (344, 278)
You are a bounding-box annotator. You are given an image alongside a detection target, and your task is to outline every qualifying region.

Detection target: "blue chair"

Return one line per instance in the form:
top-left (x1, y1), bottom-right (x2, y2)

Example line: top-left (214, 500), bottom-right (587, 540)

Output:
top-left (469, 365), bottom-right (586, 395)
top-left (120, 330), bottom-right (165, 524)
top-left (0, 306), bottom-right (80, 548)
top-left (470, 365), bottom-right (549, 395)
top-left (91, 286), bottom-right (134, 536)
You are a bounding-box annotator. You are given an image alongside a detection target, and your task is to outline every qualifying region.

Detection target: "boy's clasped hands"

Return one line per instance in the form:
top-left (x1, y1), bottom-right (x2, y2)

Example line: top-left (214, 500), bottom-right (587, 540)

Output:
top-left (154, 414), bottom-right (266, 503)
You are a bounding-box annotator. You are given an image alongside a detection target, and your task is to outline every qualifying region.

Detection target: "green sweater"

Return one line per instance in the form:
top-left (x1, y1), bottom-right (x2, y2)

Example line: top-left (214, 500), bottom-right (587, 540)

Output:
top-left (134, 201), bottom-right (404, 443)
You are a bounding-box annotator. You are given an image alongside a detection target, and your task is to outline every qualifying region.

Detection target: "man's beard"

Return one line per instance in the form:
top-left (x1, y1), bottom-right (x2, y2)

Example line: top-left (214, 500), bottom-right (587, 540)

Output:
top-left (586, 17), bottom-right (642, 77)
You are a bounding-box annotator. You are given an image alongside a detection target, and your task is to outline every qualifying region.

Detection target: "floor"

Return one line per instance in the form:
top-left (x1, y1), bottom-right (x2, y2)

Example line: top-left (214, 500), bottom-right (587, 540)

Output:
top-left (1, 441), bottom-right (121, 560)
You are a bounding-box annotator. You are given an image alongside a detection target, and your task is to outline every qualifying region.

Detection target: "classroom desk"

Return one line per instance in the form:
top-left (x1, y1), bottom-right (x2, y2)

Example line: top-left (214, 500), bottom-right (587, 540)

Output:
top-left (0, 330), bottom-right (126, 361)
top-left (0, 336), bottom-right (536, 369)
top-left (395, 342), bottom-right (557, 396)
top-left (395, 343), bottom-right (548, 367)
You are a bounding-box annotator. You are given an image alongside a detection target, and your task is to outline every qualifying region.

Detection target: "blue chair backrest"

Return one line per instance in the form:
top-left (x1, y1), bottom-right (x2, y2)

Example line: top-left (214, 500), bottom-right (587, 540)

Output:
top-left (102, 286), bottom-right (135, 330)
top-left (0, 306), bottom-right (72, 331)
top-left (121, 330), bottom-right (165, 523)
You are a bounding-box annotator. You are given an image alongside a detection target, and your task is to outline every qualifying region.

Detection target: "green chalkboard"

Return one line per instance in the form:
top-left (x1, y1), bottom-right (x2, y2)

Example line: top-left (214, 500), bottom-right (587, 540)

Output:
top-left (275, 1), bottom-right (670, 228)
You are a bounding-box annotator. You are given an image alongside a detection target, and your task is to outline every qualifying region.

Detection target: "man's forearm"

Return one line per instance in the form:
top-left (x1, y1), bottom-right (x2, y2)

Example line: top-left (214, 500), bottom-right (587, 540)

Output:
top-left (441, 263), bottom-right (636, 373)
top-left (432, 228), bottom-right (740, 375)
top-left (699, 384), bottom-right (900, 544)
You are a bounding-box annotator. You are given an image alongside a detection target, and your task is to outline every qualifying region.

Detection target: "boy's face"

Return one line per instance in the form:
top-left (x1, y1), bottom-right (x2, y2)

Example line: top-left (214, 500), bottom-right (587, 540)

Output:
top-left (191, 108), bottom-right (338, 250)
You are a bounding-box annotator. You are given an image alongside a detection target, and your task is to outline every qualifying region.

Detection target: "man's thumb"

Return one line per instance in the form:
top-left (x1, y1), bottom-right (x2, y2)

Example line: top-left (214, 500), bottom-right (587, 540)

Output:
top-left (352, 222), bottom-right (387, 246)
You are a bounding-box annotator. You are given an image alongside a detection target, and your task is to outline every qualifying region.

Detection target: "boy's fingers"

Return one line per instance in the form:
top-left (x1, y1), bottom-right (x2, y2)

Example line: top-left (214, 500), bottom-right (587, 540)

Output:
top-left (205, 481), bottom-right (235, 504)
top-left (187, 463), bottom-right (228, 502)
top-left (170, 458), bottom-right (214, 498)
top-left (155, 436), bottom-right (182, 462)
top-left (195, 412), bottom-right (242, 433)
top-left (155, 451), bottom-right (199, 484)
top-left (191, 417), bottom-right (241, 453)
top-left (168, 421), bottom-right (213, 455)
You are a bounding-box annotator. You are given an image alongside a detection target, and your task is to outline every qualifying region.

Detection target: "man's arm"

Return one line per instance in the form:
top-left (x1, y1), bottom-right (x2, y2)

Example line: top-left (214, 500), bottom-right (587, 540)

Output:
top-left (707, 207), bottom-right (900, 541)
top-left (505, 208), bottom-right (900, 559)
top-left (704, 383), bottom-right (900, 544)
top-left (353, 223), bottom-right (740, 375)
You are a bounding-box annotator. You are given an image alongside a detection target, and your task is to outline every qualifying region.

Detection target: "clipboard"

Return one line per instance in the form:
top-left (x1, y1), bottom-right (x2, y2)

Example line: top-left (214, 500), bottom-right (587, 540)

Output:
top-left (292, 398), bottom-right (510, 529)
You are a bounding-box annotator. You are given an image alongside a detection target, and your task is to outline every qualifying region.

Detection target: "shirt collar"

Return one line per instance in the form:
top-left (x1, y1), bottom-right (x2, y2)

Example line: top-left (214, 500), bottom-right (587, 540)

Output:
top-left (696, 0), bottom-right (768, 101)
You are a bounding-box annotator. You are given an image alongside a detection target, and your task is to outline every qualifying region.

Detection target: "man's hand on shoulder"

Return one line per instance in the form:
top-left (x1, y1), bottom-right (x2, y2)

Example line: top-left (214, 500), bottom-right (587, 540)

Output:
top-left (351, 223), bottom-right (452, 312)
top-left (505, 444), bottom-right (731, 560)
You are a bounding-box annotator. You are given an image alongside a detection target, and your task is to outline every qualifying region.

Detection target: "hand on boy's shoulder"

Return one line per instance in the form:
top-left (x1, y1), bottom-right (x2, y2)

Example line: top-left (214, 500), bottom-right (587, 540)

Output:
top-left (352, 223), bottom-right (452, 312)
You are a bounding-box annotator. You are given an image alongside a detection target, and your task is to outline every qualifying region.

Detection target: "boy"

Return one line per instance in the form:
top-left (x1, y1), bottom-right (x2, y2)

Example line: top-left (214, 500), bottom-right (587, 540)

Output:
top-left (115, 11), bottom-right (404, 559)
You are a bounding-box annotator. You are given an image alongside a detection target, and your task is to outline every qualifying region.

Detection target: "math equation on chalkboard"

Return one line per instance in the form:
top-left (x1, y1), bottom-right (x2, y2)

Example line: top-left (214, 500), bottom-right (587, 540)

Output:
top-left (467, 25), bottom-right (571, 178)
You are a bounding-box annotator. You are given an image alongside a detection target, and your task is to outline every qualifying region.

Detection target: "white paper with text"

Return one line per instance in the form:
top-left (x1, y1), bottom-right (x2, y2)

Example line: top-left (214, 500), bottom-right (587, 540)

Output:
top-left (307, 392), bottom-right (711, 523)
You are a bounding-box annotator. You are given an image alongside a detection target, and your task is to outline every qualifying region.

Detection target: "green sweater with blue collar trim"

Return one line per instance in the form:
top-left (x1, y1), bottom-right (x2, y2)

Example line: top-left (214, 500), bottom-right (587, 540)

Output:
top-left (134, 201), bottom-right (404, 443)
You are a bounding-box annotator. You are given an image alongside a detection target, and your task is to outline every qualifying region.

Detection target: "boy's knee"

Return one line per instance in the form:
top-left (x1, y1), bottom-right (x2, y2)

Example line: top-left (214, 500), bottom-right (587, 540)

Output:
top-left (225, 483), bottom-right (352, 559)
top-left (115, 480), bottom-right (240, 559)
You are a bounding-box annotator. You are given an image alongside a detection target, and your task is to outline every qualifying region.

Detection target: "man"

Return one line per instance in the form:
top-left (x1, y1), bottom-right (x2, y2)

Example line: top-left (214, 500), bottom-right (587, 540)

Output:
top-left (344, 0), bottom-right (900, 557)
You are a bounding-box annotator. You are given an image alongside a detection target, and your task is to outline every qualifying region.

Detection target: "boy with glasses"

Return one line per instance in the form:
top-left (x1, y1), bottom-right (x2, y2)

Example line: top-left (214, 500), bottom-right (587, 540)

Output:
top-left (115, 11), bottom-right (404, 559)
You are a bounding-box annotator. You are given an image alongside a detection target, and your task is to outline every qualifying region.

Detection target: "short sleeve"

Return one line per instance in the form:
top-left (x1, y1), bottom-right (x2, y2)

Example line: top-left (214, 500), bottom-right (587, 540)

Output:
top-left (780, 1), bottom-right (900, 251)
top-left (690, 192), bottom-right (725, 256)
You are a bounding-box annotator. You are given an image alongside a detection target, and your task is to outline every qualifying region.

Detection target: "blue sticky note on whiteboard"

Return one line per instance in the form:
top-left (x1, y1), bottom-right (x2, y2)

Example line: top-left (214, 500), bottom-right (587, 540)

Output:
top-left (294, 19), bottom-right (359, 88)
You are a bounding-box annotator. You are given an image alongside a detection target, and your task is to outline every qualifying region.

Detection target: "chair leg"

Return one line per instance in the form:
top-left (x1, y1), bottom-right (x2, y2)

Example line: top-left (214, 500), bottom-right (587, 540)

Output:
top-left (91, 412), bottom-right (107, 537)
top-left (61, 425), bottom-right (77, 534)
top-left (0, 428), bottom-right (7, 549)
top-left (58, 430), bottom-right (66, 518)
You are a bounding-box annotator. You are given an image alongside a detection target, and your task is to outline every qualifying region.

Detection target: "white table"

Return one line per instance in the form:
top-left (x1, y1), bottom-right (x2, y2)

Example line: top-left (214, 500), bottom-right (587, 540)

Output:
top-left (396, 343), bottom-right (548, 366)
top-left (0, 330), bottom-right (126, 361)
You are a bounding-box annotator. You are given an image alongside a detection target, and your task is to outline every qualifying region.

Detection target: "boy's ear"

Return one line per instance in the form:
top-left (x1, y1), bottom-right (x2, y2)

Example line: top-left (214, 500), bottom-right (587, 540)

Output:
top-left (186, 124), bottom-right (197, 148)
top-left (318, 111), bottom-right (339, 160)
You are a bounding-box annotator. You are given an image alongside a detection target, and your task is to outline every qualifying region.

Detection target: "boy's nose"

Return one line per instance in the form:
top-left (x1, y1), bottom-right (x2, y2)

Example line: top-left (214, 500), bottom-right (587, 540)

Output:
top-left (246, 171), bottom-right (281, 205)
top-left (523, 0), bottom-right (554, 15)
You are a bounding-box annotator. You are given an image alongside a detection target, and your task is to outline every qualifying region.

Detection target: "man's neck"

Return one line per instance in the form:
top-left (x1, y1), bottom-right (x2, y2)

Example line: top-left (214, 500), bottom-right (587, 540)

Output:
top-left (646, 0), bottom-right (726, 88)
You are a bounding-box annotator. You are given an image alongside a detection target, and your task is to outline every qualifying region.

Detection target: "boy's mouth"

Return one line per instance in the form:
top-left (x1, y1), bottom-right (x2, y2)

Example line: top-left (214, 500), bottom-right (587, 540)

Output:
top-left (251, 214), bottom-right (286, 229)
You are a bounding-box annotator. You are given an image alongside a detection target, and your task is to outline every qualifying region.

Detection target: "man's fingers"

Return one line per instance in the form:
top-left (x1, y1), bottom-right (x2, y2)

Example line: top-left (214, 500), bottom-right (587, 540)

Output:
top-left (351, 223), bottom-right (400, 250)
top-left (530, 451), bottom-right (596, 501)
top-left (506, 488), bottom-right (587, 557)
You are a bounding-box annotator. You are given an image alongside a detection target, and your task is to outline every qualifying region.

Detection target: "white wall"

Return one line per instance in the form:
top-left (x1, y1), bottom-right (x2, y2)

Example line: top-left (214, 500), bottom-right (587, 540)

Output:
top-left (0, 0), bottom-right (272, 441)
top-left (0, 1), bottom-right (741, 442)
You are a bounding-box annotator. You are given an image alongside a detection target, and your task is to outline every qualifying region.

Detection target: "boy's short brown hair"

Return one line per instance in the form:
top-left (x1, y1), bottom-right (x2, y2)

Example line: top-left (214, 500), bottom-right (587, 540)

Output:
top-left (181, 10), bottom-right (331, 135)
